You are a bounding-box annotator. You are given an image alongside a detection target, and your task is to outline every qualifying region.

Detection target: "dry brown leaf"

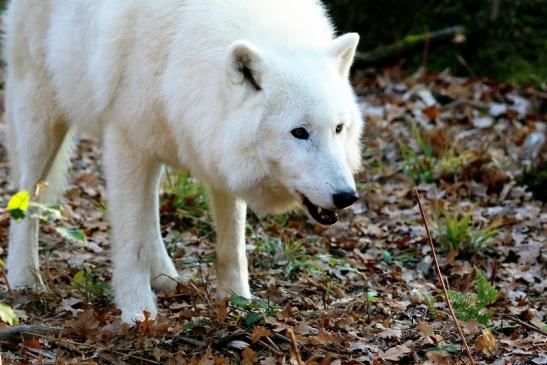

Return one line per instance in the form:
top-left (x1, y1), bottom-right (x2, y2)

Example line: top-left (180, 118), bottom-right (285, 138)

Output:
top-left (475, 329), bottom-right (496, 357)
top-left (251, 326), bottom-right (272, 343)
top-left (23, 338), bottom-right (41, 349)
top-left (293, 323), bottom-right (315, 336)
top-left (216, 299), bottom-right (228, 322)
top-left (241, 347), bottom-right (258, 365)
top-left (426, 350), bottom-right (452, 365)
top-left (416, 322), bottom-right (434, 337)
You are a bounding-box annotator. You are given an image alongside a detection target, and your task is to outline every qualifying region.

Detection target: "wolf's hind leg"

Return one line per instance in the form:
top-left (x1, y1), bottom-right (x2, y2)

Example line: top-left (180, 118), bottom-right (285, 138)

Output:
top-left (208, 187), bottom-right (251, 299)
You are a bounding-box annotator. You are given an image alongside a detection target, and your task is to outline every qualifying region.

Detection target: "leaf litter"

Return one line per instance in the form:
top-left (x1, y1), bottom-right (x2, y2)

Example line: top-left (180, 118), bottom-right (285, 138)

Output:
top-left (0, 68), bottom-right (545, 364)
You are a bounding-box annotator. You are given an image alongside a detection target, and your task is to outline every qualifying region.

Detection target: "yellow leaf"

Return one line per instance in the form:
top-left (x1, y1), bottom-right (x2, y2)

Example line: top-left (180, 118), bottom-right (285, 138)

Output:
top-left (7, 191), bottom-right (30, 212)
top-left (475, 329), bottom-right (496, 356)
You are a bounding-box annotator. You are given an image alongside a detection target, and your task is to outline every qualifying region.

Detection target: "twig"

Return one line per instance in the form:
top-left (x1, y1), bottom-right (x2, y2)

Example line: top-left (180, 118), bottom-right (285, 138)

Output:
top-left (0, 325), bottom-right (62, 342)
top-left (501, 314), bottom-right (547, 336)
top-left (414, 188), bottom-right (476, 365)
top-left (287, 328), bottom-right (305, 365)
top-left (177, 336), bottom-right (207, 348)
top-left (259, 339), bottom-right (283, 356)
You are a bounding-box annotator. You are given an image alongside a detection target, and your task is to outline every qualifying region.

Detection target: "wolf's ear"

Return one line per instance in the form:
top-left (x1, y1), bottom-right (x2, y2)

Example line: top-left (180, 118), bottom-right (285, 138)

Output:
top-left (227, 40), bottom-right (264, 92)
top-left (329, 33), bottom-right (360, 78)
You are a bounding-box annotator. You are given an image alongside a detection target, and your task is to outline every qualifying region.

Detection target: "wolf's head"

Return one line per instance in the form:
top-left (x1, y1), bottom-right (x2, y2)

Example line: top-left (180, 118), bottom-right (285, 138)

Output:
top-left (221, 33), bottom-right (363, 225)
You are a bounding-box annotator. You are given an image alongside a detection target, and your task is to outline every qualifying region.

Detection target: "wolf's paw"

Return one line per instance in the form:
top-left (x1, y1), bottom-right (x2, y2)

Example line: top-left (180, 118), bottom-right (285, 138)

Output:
top-left (114, 271), bottom-right (158, 325)
top-left (118, 296), bottom-right (158, 325)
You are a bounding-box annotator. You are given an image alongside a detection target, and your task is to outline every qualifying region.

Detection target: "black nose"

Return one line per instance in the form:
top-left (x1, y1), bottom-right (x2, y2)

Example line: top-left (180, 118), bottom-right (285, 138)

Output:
top-left (332, 190), bottom-right (358, 209)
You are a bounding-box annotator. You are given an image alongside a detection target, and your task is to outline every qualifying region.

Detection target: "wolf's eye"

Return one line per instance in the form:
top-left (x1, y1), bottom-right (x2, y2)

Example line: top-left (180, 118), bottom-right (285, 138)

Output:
top-left (335, 123), bottom-right (344, 134)
top-left (291, 127), bottom-right (310, 140)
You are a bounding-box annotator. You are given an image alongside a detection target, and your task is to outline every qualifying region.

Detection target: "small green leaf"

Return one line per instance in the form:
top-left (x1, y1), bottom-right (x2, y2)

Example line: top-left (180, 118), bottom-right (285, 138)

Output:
top-left (7, 191), bottom-right (30, 212)
top-left (72, 270), bottom-right (86, 286)
top-left (56, 228), bottom-right (87, 244)
top-left (0, 303), bottom-right (19, 326)
top-left (9, 209), bottom-right (26, 221)
top-left (367, 290), bottom-right (378, 302)
top-left (428, 343), bottom-right (459, 353)
top-left (229, 295), bottom-right (252, 307)
top-left (244, 312), bottom-right (263, 327)
top-left (202, 252), bottom-right (217, 263)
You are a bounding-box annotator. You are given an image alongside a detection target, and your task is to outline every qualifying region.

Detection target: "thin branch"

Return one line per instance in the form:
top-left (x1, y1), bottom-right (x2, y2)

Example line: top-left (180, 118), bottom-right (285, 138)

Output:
top-left (414, 188), bottom-right (476, 365)
top-left (501, 314), bottom-right (547, 336)
top-left (287, 328), bottom-right (305, 365)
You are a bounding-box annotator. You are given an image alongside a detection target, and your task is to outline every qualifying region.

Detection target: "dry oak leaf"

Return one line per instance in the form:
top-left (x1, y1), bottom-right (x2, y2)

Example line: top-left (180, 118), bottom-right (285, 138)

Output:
top-left (475, 329), bottom-right (496, 357)
top-left (251, 326), bottom-right (272, 343)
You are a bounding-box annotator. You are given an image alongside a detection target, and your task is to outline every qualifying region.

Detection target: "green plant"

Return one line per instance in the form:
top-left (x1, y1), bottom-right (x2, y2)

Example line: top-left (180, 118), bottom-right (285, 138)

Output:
top-left (71, 265), bottom-right (111, 300)
top-left (163, 169), bottom-right (208, 215)
top-left (400, 125), bottom-right (472, 184)
top-left (400, 125), bottom-right (435, 184)
top-left (433, 205), bottom-right (497, 253)
top-left (162, 169), bottom-right (212, 236)
top-left (422, 293), bottom-right (438, 320)
top-left (382, 250), bottom-right (416, 268)
top-left (283, 240), bottom-right (322, 278)
top-left (448, 267), bottom-right (498, 326)
top-left (439, 147), bottom-right (472, 181)
top-left (5, 190), bottom-right (86, 245)
top-left (228, 295), bottom-right (279, 327)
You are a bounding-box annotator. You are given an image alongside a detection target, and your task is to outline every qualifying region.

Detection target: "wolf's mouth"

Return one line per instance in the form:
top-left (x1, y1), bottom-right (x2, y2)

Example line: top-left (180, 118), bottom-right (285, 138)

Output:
top-left (302, 196), bottom-right (339, 225)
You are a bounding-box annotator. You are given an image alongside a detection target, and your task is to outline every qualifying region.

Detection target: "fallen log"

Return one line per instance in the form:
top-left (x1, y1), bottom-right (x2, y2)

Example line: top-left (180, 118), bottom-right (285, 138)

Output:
top-left (354, 25), bottom-right (466, 68)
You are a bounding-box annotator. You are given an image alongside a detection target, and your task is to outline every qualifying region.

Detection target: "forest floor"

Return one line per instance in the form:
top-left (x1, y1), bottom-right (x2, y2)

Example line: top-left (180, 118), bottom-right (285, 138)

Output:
top-left (0, 68), bottom-right (546, 364)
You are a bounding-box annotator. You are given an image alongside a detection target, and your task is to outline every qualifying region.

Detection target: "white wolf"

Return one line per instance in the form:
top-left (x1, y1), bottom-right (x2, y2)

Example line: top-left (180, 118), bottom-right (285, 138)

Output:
top-left (3, 0), bottom-right (363, 323)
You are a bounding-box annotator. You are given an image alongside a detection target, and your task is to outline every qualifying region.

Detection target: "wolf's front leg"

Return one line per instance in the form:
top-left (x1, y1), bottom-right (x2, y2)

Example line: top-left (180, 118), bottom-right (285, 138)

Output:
top-left (103, 127), bottom-right (167, 324)
top-left (208, 187), bottom-right (251, 298)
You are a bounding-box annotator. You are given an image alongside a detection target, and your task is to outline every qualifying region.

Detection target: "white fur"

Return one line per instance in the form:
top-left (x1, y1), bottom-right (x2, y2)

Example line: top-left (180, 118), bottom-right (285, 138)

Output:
top-left (3, 0), bottom-right (363, 324)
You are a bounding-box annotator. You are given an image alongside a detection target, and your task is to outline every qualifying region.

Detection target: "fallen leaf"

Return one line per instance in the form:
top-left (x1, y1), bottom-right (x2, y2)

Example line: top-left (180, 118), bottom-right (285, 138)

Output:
top-left (416, 322), bottom-right (434, 337)
top-left (426, 350), bottom-right (452, 365)
top-left (383, 345), bottom-right (412, 361)
top-left (378, 328), bottom-right (402, 339)
top-left (251, 326), bottom-right (272, 343)
top-left (241, 347), bottom-right (257, 365)
top-left (475, 329), bottom-right (496, 356)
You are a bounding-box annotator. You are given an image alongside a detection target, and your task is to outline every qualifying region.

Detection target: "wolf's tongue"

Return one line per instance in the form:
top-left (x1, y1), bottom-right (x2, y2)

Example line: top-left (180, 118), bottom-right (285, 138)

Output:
top-left (303, 197), bottom-right (339, 225)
